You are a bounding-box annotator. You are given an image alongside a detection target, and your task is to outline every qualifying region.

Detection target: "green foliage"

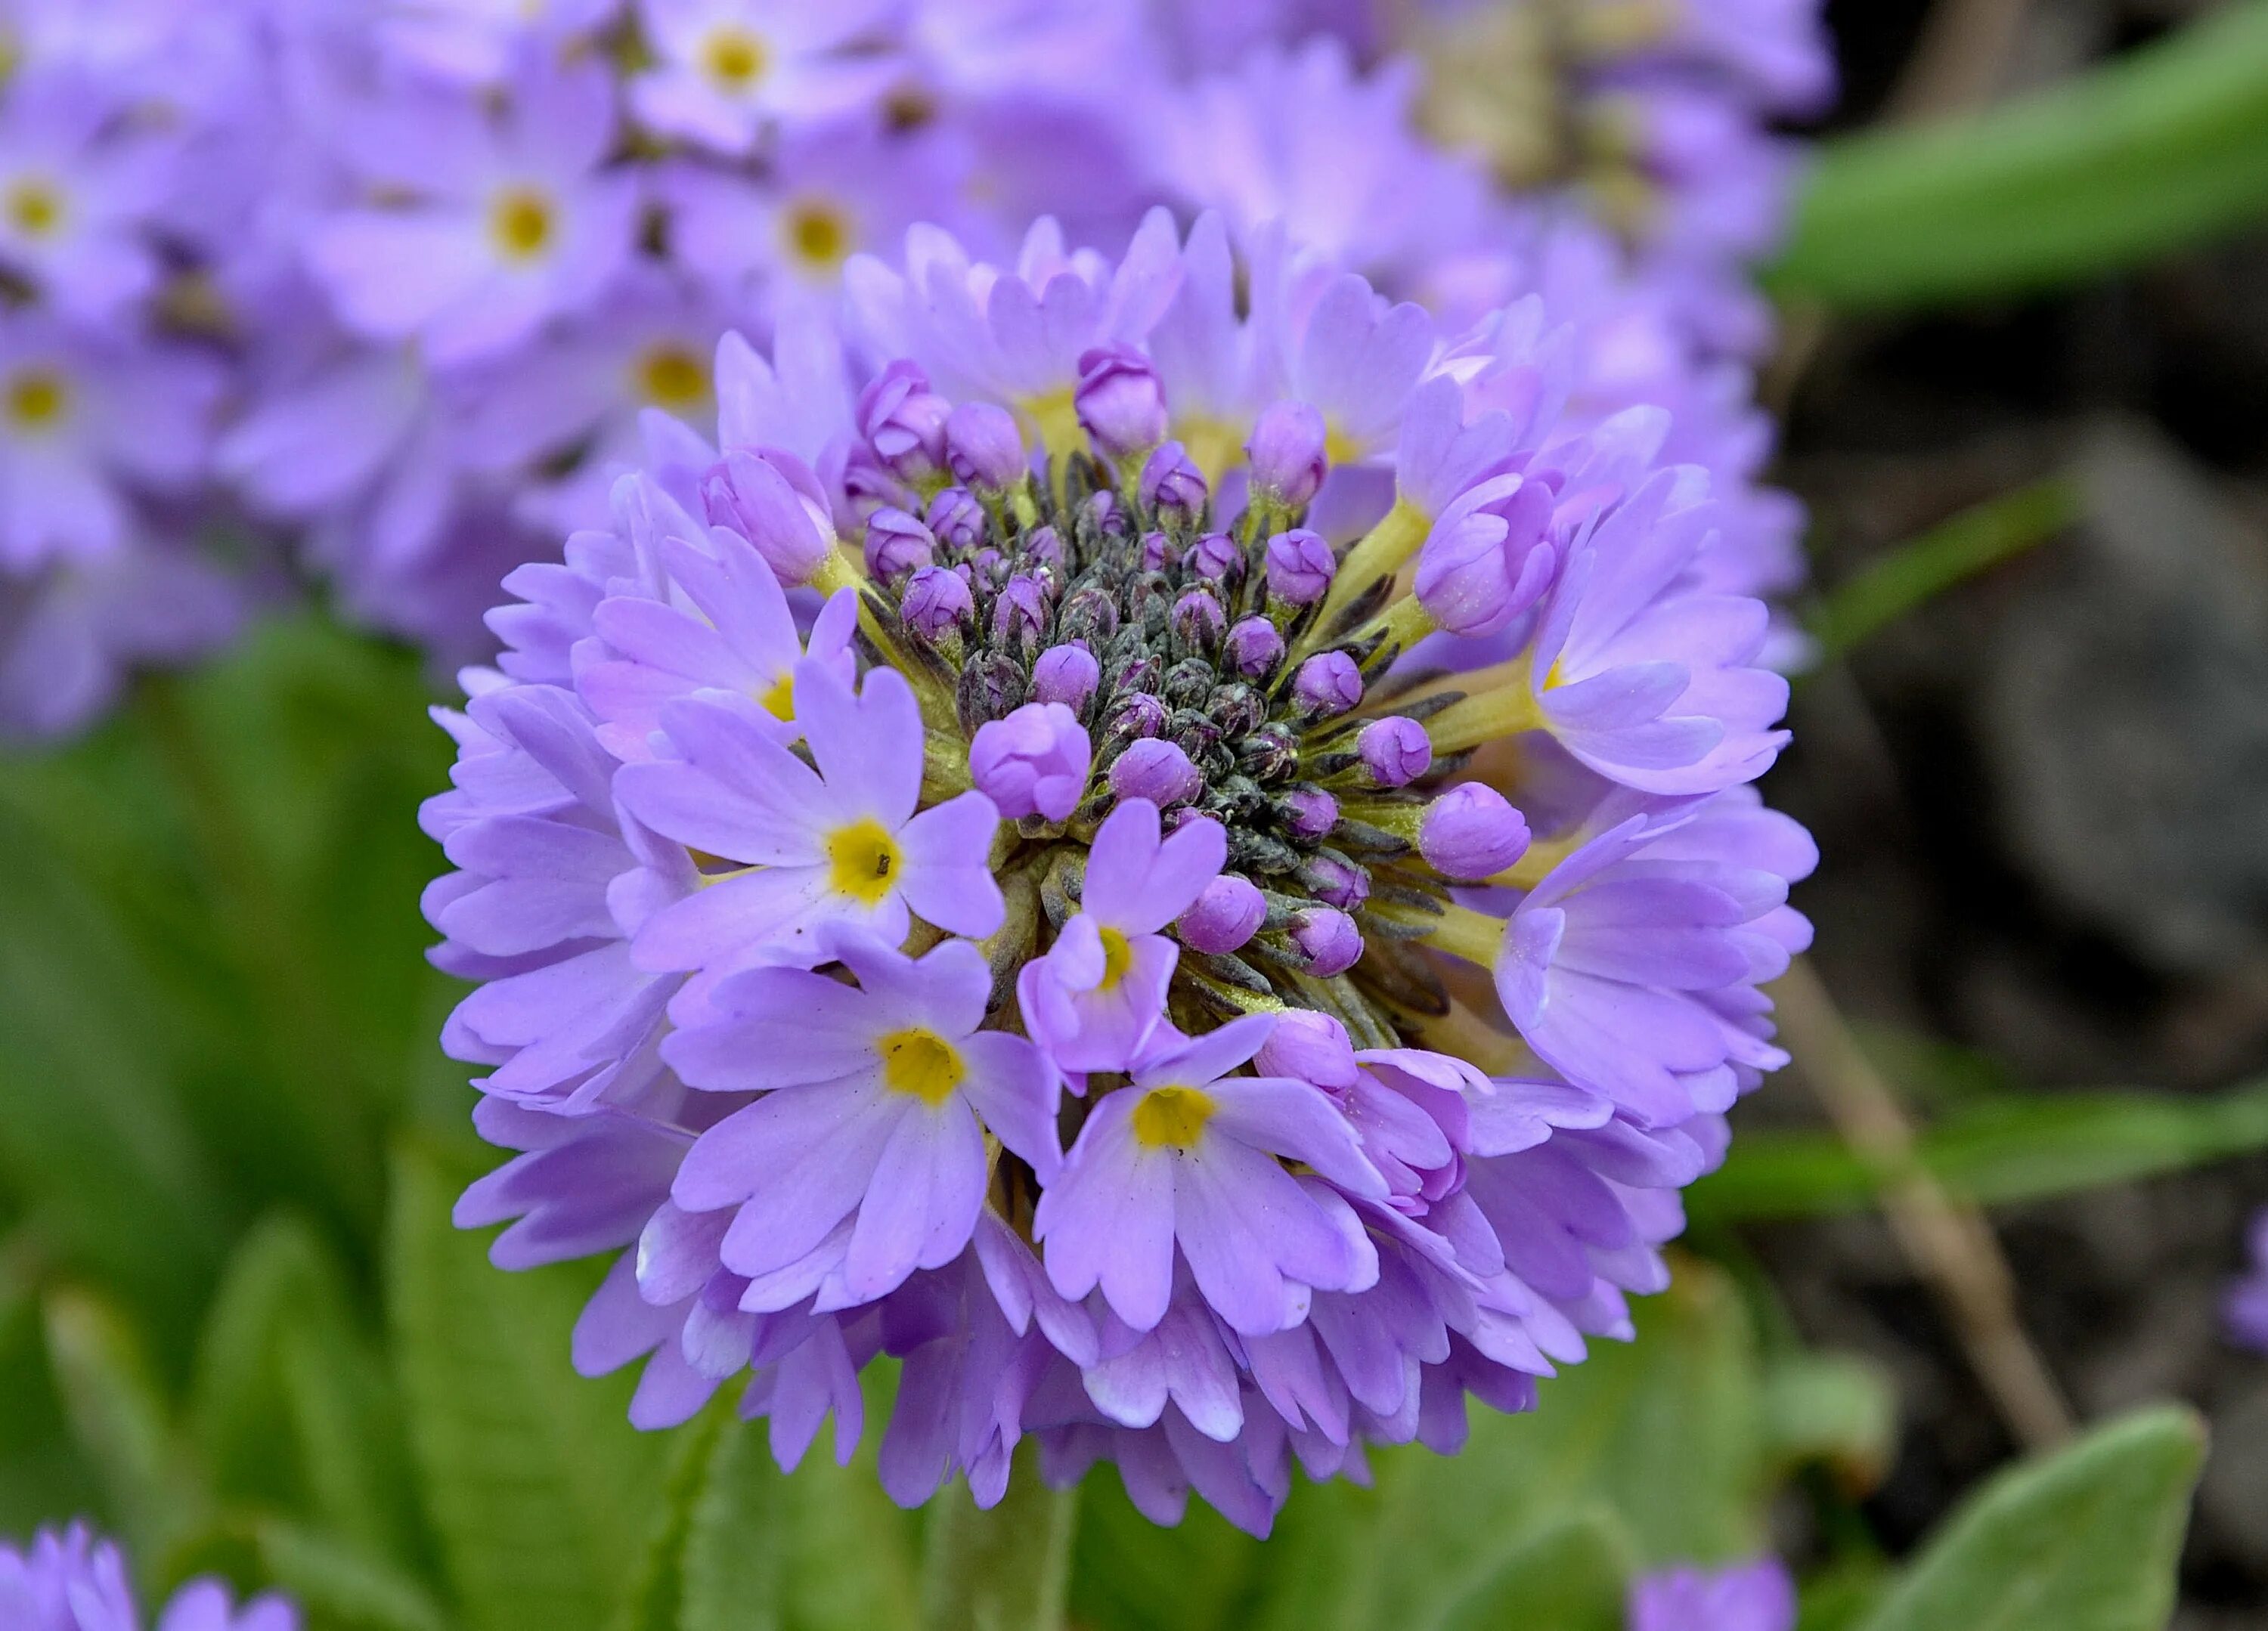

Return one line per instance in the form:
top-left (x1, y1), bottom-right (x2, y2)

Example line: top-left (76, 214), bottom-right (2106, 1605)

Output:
top-left (1853, 1407), bottom-right (2204, 1631)
top-left (1772, 1), bottom-right (2268, 308)
top-left (919, 1450), bottom-right (1077, 1631)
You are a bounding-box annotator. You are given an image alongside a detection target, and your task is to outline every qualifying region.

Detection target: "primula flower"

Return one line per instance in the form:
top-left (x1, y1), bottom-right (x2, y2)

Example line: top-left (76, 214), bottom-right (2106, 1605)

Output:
top-left (0, 1521), bottom-right (296, 1631)
top-left (630, 0), bottom-right (900, 156)
top-left (427, 214), bottom-right (1812, 1534)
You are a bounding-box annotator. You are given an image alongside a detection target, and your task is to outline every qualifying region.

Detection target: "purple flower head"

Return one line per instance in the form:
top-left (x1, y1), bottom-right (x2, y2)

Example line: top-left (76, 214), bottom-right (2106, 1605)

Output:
top-left (1245, 401), bottom-right (1328, 506)
top-left (1263, 528), bottom-right (1336, 606)
top-left (946, 400), bottom-right (1029, 491)
top-left (1359, 716), bottom-right (1432, 787)
top-left (857, 361), bottom-right (952, 484)
top-left (2227, 1209), bottom-right (2268, 1354)
top-left (0, 1523), bottom-right (298, 1631)
top-left (865, 506), bottom-right (937, 579)
top-left (1139, 441), bottom-right (1207, 518)
top-left (1291, 651), bottom-right (1362, 718)
top-left (1421, 784), bottom-right (1530, 880)
top-left (1290, 907), bottom-right (1362, 976)
top-left (971, 703), bottom-right (1092, 823)
top-left (1178, 874), bottom-right (1266, 955)
top-left (1225, 616), bottom-right (1284, 679)
top-left (703, 447), bottom-right (838, 584)
top-left (1032, 642), bottom-right (1101, 711)
top-left (1629, 1558), bottom-right (1797, 1631)
top-left (1076, 342), bottom-right (1170, 460)
top-left (1111, 738), bottom-right (1202, 809)
top-left (903, 565), bottom-right (974, 639)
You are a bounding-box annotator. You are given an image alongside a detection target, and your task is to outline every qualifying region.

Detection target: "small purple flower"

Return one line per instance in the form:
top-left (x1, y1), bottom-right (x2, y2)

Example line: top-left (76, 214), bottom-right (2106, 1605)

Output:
top-left (0, 1522), bottom-right (298, 1631)
top-left (1359, 716), bottom-right (1432, 787)
top-left (1139, 441), bottom-right (1207, 517)
top-left (971, 703), bottom-right (1092, 823)
top-left (1263, 528), bottom-right (1335, 605)
top-left (1628, 1558), bottom-right (1796, 1631)
top-left (1076, 342), bottom-right (1170, 459)
top-left (865, 506), bottom-right (937, 578)
top-left (1225, 616), bottom-right (1284, 678)
top-left (1111, 738), bottom-right (1202, 808)
top-left (1290, 907), bottom-right (1362, 976)
top-left (1178, 874), bottom-right (1266, 955)
top-left (903, 565), bottom-right (974, 639)
top-left (1291, 651), bottom-right (1362, 718)
top-left (1253, 1010), bottom-right (1358, 1088)
top-left (857, 361), bottom-right (952, 484)
top-left (1033, 1014), bottom-right (1385, 1333)
top-left (1245, 401), bottom-right (1328, 506)
top-left (1032, 642), bottom-right (1101, 711)
top-left (2226, 1209), bottom-right (2268, 1354)
top-left (630, 0), bottom-right (899, 155)
top-left (703, 447), bottom-right (839, 584)
top-left (668, 933), bottom-right (1060, 1304)
top-left (947, 400), bottom-right (1029, 491)
top-left (1420, 785), bottom-right (1530, 880)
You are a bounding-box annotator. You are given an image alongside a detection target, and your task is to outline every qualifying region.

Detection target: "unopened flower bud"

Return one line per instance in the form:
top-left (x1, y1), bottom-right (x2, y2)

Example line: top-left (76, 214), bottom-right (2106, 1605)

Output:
top-left (1075, 342), bottom-right (1170, 460)
top-left (1024, 525), bottom-right (1065, 569)
top-left (855, 360), bottom-right (950, 483)
top-left (702, 447), bottom-right (835, 583)
top-left (1110, 738), bottom-right (1201, 807)
top-left (1178, 874), bottom-right (1266, 955)
top-left (1186, 531), bottom-right (1242, 583)
top-left (1418, 784), bottom-right (1530, 880)
top-left (863, 506), bottom-right (934, 579)
top-left (970, 702), bottom-right (1091, 822)
top-left (1413, 478), bottom-right (1556, 638)
top-left (1171, 588), bottom-right (1225, 653)
top-left (946, 401), bottom-right (1028, 491)
top-left (991, 574), bottom-right (1049, 648)
top-left (1225, 616), bottom-right (1284, 679)
top-left (902, 564), bottom-right (973, 639)
top-left (1245, 400), bottom-right (1328, 507)
top-left (1290, 907), bottom-right (1363, 976)
top-left (1253, 1008), bottom-right (1357, 1088)
top-left (1306, 854), bottom-right (1370, 910)
top-left (1139, 441), bottom-right (1208, 518)
top-left (925, 486), bottom-right (983, 549)
top-left (1292, 651), bottom-right (1362, 718)
top-left (1031, 642), bottom-right (1100, 711)
top-left (1264, 528), bottom-right (1335, 605)
top-left (1359, 716), bottom-right (1432, 788)
top-left (1284, 785), bottom-right (1339, 839)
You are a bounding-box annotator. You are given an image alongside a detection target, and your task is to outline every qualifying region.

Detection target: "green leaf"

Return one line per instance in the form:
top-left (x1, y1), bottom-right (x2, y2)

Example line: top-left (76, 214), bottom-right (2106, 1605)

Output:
top-left (1854, 1406), bottom-right (2204, 1631)
top-left (609, 1405), bottom-right (727, 1631)
top-left (1693, 1080), bottom-right (2268, 1221)
top-left (253, 1520), bottom-right (453, 1631)
top-left (1067, 1474), bottom-right (1263, 1631)
top-left (1771, 2), bottom-right (2268, 308)
top-left (1434, 1507), bottom-right (1633, 1631)
top-left (1760, 1353), bottom-right (1898, 1494)
top-left (386, 1141), bottom-right (669, 1631)
top-left (919, 1450), bottom-right (1077, 1631)
top-left (42, 1286), bottom-right (196, 1556)
top-left (1806, 481), bottom-right (2079, 661)
top-left (680, 1414), bottom-right (921, 1631)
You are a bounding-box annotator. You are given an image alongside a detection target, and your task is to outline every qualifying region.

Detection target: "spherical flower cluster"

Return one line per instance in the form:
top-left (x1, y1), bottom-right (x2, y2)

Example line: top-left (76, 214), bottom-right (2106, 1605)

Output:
top-left (426, 212), bottom-right (1814, 1532)
top-left (0, 1522), bottom-right (296, 1631)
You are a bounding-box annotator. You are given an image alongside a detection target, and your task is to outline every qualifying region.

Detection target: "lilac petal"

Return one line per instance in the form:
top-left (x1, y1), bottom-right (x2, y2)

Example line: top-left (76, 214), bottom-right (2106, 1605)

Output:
top-left (897, 790), bottom-right (1005, 936)
top-left (1036, 1098), bottom-right (1176, 1331)
top-left (958, 1029), bottom-right (1063, 1181)
top-left (795, 661), bottom-right (925, 826)
top-left (1207, 1076), bottom-right (1387, 1199)
top-left (660, 965), bottom-right (883, 1089)
top-left (843, 1101), bottom-right (987, 1301)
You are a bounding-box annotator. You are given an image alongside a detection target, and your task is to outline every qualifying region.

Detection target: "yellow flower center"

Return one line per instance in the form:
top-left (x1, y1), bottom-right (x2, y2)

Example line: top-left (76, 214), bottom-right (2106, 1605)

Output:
top-left (488, 187), bottom-right (556, 262)
top-left (702, 26), bottom-right (767, 90)
top-left (1131, 1085), bottom-right (1216, 1150)
top-left (1021, 387), bottom-right (1083, 461)
top-left (782, 200), bottom-right (850, 271)
top-left (1095, 926), bottom-right (1133, 992)
top-left (878, 1027), bottom-right (965, 1106)
top-left (6, 178), bottom-right (61, 238)
top-left (6, 368), bottom-right (67, 429)
top-left (757, 670), bottom-right (795, 721)
top-left (636, 343), bottom-right (709, 410)
top-left (826, 817), bottom-right (901, 908)
top-left (1324, 422), bottom-right (1365, 465)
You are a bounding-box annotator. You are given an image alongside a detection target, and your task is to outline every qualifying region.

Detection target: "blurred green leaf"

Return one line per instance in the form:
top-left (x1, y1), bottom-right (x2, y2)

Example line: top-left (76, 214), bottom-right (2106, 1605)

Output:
top-left (1434, 1507), bottom-right (1632, 1631)
top-left (609, 1405), bottom-right (727, 1631)
top-left (1771, 1), bottom-right (2268, 308)
top-left (1854, 1406), bottom-right (2204, 1631)
top-left (1760, 1353), bottom-right (1898, 1495)
top-left (1068, 1475), bottom-right (1261, 1631)
top-left (1694, 1080), bottom-right (2268, 1220)
top-left (1798, 1563), bottom-right (1891, 1631)
top-left (42, 1286), bottom-right (197, 1557)
top-left (253, 1519), bottom-right (451, 1631)
top-left (386, 1141), bottom-right (668, 1631)
top-left (919, 1450), bottom-right (1077, 1631)
top-left (1807, 480), bottom-right (2079, 661)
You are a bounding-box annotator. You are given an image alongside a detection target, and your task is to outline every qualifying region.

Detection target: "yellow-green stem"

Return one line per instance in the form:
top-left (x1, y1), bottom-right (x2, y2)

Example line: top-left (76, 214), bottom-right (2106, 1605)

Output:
top-left (1426, 679), bottom-right (1545, 755)
top-left (1340, 594), bottom-right (1437, 664)
top-left (1421, 902), bottom-right (1507, 967)
top-left (1305, 497), bottom-right (1430, 648)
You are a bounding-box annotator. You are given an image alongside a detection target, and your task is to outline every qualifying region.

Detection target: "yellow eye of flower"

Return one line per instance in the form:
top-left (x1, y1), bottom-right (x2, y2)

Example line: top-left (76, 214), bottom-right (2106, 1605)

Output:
top-left (5, 368), bottom-right (67, 429)
top-left (878, 1027), bottom-right (965, 1106)
top-left (489, 187), bottom-right (555, 262)
top-left (783, 200), bottom-right (850, 271)
top-left (826, 817), bottom-right (902, 907)
top-left (6, 178), bottom-right (61, 239)
top-left (1095, 926), bottom-right (1133, 992)
top-left (1131, 1085), bottom-right (1216, 1150)
top-left (637, 344), bottom-right (709, 410)
top-left (703, 26), bottom-right (767, 90)
top-left (758, 670), bottom-right (795, 721)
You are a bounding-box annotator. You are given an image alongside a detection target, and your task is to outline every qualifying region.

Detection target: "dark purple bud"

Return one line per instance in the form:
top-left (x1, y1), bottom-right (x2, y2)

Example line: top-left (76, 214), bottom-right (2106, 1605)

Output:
top-left (925, 486), bottom-right (984, 549)
top-left (1358, 716), bottom-right (1433, 788)
top-left (1057, 585), bottom-right (1119, 645)
top-left (863, 506), bottom-right (935, 579)
top-left (970, 701), bottom-right (1092, 822)
top-left (1075, 342), bottom-right (1170, 459)
top-left (1253, 1009), bottom-right (1358, 1088)
top-left (992, 574), bottom-right (1049, 646)
top-left (1306, 855), bottom-right (1370, 910)
top-left (1081, 487), bottom-right (1126, 537)
top-left (1291, 651), bottom-right (1363, 718)
top-left (1419, 784), bottom-right (1531, 880)
top-left (1185, 531), bottom-right (1242, 583)
top-left (1139, 441), bottom-right (1208, 518)
top-left (1245, 399), bottom-right (1328, 507)
top-left (702, 447), bottom-right (836, 583)
top-left (1102, 690), bottom-right (1168, 748)
top-left (1264, 528), bottom-right (1336, 605)
top-left (1284, 785), bottom-right (1339, 840)
top-left (901, 565), bottom-right (972, 639)
top-left (1139, 531), bottom-right (1173, 572)
top-left (1225, 616), bottom-right (1284, 679)
top-left (1290, 907), bottom-right (1363, 976)
top-left (855, 360), bottom-right (951, 482)
top-left (957, 650), bottom-right (1026, 730)
top-left (1177, 874), bottom-right (1266, 955)
top-left (969, 546), bottom-right (1005, 585)
top-left (1031, 642), bottom-right (1101, 711)
top-left (1171, 589), bottom-right (1225, 652)
top-left (945, 401), bottom-right (1028, 490)
top-left (1110, 738), bottom-right (1201, 807)
top-left (1238, 725), bottom-right (1298, 782)
top-left (1024, 525), bottom-right (1065, 569)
